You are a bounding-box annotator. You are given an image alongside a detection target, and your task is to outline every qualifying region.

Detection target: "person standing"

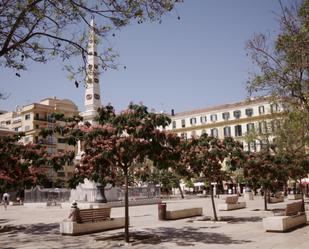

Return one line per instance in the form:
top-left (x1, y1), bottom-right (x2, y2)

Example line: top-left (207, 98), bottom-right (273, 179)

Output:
top-left (2, 192), bottom-right (10, 210)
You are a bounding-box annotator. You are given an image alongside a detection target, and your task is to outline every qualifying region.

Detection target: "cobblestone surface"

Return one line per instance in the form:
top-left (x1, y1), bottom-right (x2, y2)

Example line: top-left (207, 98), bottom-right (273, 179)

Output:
top-left (1, 196), bottom-right (309, 249)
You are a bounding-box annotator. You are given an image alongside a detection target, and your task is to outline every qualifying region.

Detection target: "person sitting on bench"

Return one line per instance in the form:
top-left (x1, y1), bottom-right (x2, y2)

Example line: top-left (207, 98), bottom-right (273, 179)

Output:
top-left (67, 201), bottom-right (81, 222)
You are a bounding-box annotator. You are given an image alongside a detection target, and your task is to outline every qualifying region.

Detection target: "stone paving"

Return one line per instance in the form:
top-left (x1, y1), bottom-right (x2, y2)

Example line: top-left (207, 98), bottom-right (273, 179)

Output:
top-left (1, 196), bottom-right (309, 249)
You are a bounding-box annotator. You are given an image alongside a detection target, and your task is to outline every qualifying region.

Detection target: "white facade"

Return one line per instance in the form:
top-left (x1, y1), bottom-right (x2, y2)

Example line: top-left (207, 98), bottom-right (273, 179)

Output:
top-left (167, 97), bottom-right (282, 151)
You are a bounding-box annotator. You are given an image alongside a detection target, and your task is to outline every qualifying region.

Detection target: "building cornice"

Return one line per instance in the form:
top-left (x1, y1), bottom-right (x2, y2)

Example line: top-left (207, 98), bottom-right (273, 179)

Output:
top-left (171, 96), bottom-right (274, 118)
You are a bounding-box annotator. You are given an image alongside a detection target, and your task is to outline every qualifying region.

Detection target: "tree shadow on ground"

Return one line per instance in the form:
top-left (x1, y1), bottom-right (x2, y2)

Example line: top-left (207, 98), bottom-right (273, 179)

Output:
top-left (139, 226), bottom-right (252, 246)
top-left (96, 226), bottom-right (252, 247)
top-left (0, 223), bottom-right (59, 235)
top-left (218, 216), bottom-right (262, 223)
top-left (195, 215), bottom-right (262, 223)
top-left (0, 219), bottom-right (10, 224)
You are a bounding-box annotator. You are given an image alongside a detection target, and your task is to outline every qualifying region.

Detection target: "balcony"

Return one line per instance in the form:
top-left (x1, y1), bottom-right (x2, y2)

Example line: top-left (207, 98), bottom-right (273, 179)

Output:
top-left (34, 116), bottom-right (56, 123)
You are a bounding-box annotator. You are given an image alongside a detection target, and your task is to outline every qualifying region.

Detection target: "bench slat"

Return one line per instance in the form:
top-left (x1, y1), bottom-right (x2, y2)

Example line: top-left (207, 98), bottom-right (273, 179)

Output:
top-left (285, 201), bottom-right (302, 216)
top-left (79, 207), bottom-right (111, 223)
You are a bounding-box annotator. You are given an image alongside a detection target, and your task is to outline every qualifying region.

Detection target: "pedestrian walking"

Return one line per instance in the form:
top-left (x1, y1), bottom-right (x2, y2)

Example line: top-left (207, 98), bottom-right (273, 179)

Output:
top-left (2, 192), bottom-right (10, 210)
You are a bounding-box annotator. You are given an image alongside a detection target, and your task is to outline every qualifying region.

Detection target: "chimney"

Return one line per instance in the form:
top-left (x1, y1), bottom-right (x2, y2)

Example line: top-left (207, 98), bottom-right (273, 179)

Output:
top-left (171, 109), bottom-right (175, 116)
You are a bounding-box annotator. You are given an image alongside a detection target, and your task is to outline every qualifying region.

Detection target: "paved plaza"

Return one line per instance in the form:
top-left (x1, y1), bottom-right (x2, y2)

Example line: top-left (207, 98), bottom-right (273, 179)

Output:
top-left (1, 196), bottom-right (309, 249)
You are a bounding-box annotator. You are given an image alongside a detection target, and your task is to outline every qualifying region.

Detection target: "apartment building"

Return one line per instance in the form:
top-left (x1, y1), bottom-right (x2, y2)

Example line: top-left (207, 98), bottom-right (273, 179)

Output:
top-left (167, 97), bottom-right (282, 152)
top-left (0, 97), bottom-right (79, 183)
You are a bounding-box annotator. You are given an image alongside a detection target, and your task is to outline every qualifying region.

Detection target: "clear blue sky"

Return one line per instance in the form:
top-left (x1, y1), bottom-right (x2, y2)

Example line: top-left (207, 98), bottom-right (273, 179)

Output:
top-left (0, 0), bottom-right (296, 114)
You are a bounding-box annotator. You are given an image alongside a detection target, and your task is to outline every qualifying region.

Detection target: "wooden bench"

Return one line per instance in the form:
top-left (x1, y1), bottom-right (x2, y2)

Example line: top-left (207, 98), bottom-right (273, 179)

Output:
top-left (218, 195), bottom-right (246, 211)
top-left (268, 192), bottom-right (284, 203)
top-left (78, 207), bottom-right (111, 222)
top-left (263, 201), bottom-right (307, 232)
top-left (165, 207), bottom-right (203, 220)
top-left (288, 193), bottom-right (302, 200)
top-left (60, 206), bottom-right (125, 235)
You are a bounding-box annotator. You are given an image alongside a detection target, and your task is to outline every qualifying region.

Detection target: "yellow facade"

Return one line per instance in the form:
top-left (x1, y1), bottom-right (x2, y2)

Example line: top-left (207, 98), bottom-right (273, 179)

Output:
top-left (0, 97), bottom-right (79, 184)
top-left (167, 97), bottom-right (282, 151)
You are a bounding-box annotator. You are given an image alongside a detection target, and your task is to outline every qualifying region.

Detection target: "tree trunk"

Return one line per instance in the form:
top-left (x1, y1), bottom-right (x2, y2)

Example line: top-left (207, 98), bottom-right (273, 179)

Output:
top-left (299, 178), bottom-right (305, 212)
top-left (178, 183), bottom-right (184, 199)
top-left (264, 188), bottom-right (268, 211)
top-left (124, 167), bottom-right (129, 243)
top-left (283, 183), bottom-right (287, 197)
top-left (210, 185), bottom-right (218, 221)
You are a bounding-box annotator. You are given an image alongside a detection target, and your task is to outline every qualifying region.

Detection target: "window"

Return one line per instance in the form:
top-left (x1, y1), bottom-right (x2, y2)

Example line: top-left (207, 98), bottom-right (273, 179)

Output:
top-left (172, 121), bottom-right (176, 129)
top-left (200, 116), bottom-right (207, 124)
top-left (222, 112), bottom-right (230, 120)
top-left (234, 125), bottom-right (242, 137)
top-left (245, 108), bottom-right (253, 117)
top-left (259, 121), bottom-right (267, 134)
top-left (270, 120), bottom-right (280, 133)
top-left (5, 120), bottom-right (11, 125)
top-left (201, 129), bottom-right (207, 135)
top-left (24, 136), bottom-right (30, 143)
top-left (270, 103), bottom-right (280, 113)
top-left (25, 125), bottom-right (30, 131)
top-left (210, 114), bottom-right (217, 122)
top-left (47, 114), bottom-right (54, 123)
top-left (94, 78), bottom-right (99, 83)
top-left (258, 106), bottom-right (265, 115)
top-left (94, 94), bottom-right (100, 100)
top-left (223, 126), bottom-right (231, 137)
top-left (14, 127), bottom-right (19, 131)
top-left (211, 128), bottom-right (218, 138)
top-left (248, 141), bottom-right (256, 152)
top-left (25, 114), bottom-right (30, 120)
top-left (35, 113), bottom-right (39, 120)
top-left (181, 119), bottom-right (186, 128)
top-left (246, 123), bottom-right (255, 133)
top-left (35, 124), bottom-right (39, 129)
top-left (190, 117), bottom-right (197, 125)
top-left (233, 110), bottom-right (241, 119)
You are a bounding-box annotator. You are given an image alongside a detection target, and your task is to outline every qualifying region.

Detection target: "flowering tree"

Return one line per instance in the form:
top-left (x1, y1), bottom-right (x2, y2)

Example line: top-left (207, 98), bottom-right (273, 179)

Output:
top-left (71, 103), bottom-right (180, 242)
top-left (286, 152), bottom-right (309, 210)
top-left (184, 134), bottom-right (245, 221)
top-left (243, 149), bottom-right (289, 211)
top-left (0, 132), bottom-right (74, 193)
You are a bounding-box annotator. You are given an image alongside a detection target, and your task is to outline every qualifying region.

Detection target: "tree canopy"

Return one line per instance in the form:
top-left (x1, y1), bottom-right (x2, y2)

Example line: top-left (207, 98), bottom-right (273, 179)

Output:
top-left (0, 0), bottom-right (181, 80)
top-left (0, 132), bottom-right (74, 191)
top-left (182, 134), bottom-right (245, 220)
top-left (247, 0), bottom-right (309, 112)
top-left (246, 0), bottom-right (309, 157)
